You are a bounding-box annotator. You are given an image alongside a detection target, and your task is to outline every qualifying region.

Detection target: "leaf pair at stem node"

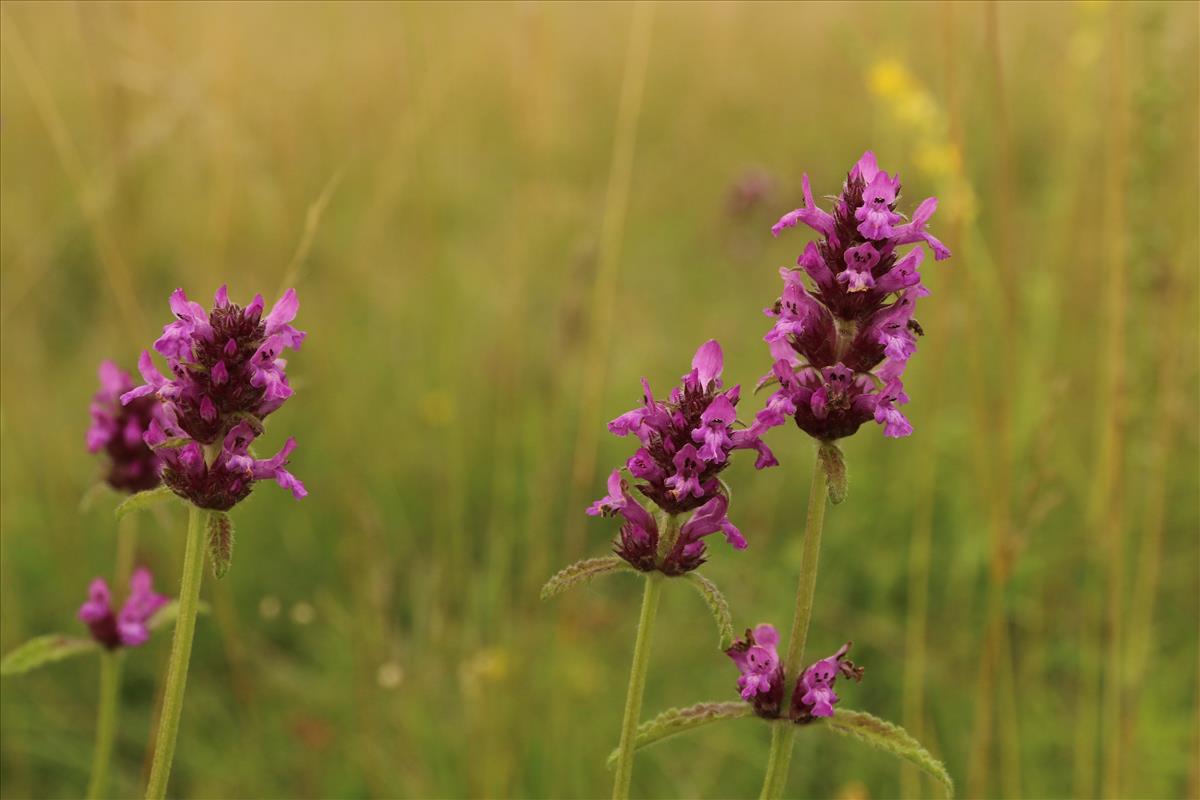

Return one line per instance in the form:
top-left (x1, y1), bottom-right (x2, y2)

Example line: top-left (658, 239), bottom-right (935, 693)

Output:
top-left (114, 488), bottom-right (235, 579)
top-left (603, 702), bottom-right (954, 798)
top-left (540, 557), bottom-right (733, 650)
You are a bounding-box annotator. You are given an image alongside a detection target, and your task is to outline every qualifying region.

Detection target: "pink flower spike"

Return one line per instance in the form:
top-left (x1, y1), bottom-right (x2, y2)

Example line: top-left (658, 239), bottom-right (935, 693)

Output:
top-left (126, 286), bottom-right (308, 510)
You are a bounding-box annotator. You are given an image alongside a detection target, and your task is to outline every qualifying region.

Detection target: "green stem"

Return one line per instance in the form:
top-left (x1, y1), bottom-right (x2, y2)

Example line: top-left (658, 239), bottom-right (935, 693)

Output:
top-left (760, 449), bottom-right (830, 800)
top-left (86, 650), bottom-right (123, 800)
top-left (115, 512), bottom-right (139, 587)
top-left (611, 573), bottom-right (664, 800)
top-left (144, 504), bottom-right (208, 800)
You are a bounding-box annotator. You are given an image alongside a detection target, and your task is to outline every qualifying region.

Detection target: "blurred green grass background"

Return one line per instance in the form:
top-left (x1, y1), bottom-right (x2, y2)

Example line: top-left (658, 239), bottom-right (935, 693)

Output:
top-left (1, 2), bottom-right (1197, 798)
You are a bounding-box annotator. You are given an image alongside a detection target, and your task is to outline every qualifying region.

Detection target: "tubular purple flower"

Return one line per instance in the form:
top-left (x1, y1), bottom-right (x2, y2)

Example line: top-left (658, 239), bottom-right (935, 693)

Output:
top-left (124, 286), bottom-right (307, 509)
top-left (690, 339), bottom-right (724, 391)
top-left (838, 243), bottom-right (880, 293)
top-left (87, 361), bottom-right (165, 494)
top-left (590, 340), bottom-right (775, 574)
top-left (757, 151), bottom-right (950, 442)
top-left (855, 170), bottom-right (903, 239)
top-left (873, 380), bottom-right (913, 438)
top-left (789, 642), bottom-right (864, 723)
top-left (726, 624), bottom-right (786, 718)
top-left (696, 393), bottom-right (739, 462)
top-left (678, 493), bottom-right (745, 550)
top-left (665, 444), bottom-right (706, 500)
top-left (772, 174), bottom-right (837, 241)
top-left (892, 197), bottom-right (951, 260)
top-left (627, 447), bottom-right (665, 483)
top-left (587, 469), bottom-right (630, 517)
top-left (874, 247), bottom-right (924, 295)
top-left (78, 568), bottom-right (169, 650)
top-left (798, 241), bottom-right (835, 290)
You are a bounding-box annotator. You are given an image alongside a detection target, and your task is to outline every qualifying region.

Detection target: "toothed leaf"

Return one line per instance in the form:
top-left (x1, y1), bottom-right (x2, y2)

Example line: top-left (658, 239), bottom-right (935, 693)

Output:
top-left (207, 511), bottom-right (234, 579)
top-left (818, 442), bottom-right (848, 504)
top-left (605, 702), bottom-right (752, 769)
top-left (684, 572), bottom-right (734, 650)
top-left (540, 556), bottom-right (635, 600)
top-left (825, 710), bottom-right (953, 797)
top-left (1, 635), bottom-right (99, 676)
top-left (115, 486), bottom-right (178, 521)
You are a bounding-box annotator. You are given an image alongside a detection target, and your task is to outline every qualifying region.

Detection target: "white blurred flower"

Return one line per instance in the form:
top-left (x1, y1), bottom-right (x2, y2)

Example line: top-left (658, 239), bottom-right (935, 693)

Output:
top-left (377, 661), bottom-right (404, 689)
top-left (290, 601), bottom-right (315, 625)
top-left (259, 595), bottom-right (282, 620)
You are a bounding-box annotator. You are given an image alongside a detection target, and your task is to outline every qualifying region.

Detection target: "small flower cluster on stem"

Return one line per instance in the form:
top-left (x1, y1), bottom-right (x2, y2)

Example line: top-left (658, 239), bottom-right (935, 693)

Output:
top-left (87, 361), bottom-right (165, 494)
top-left (726, 624), bottom-right (863, 723)
top-left (77, 568), bottom-right (169, 650)
top-left (588, 340), bottom-right (776, 575)
top-left (123, 286), bottom-right (307, 510)
top-left (757, 151), bottom-right (950, 442)
top-left (789, 641), bottom-right (865, 722)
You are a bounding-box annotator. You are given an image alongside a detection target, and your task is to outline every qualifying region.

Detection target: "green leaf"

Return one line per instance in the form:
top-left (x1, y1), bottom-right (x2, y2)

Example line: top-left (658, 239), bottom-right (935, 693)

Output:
top-left (207, 511), bottom-right (234, 579)
top-left (1, 635), bottom-right (99, 676)
top-left (148, 600), bottom-right (181, 631)
top-left (683, 572), bottom-right (734, 650)
top-left (79, 482), bottom-right (115, 513)
top-left (540, 556), bottom-right (635, 600)
top-left (147, 600), bottom-right (209, 632)
top-left (825, 710), bottom-right (954, 797)
top-left (605, 702), bottom-right (752, 769)
top-left (115, 486), bottom-right (179, 521)
top-left (818, 442), bottom-right (848, 504)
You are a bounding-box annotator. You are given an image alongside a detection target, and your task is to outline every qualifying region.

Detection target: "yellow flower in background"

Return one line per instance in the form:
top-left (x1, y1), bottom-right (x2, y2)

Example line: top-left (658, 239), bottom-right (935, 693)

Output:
top-left (868, 59), bottom-right (977, 222)
top-left (869, 59), bottom-right (913, 98)
top-left (460, 646), bottom-right (511, 699)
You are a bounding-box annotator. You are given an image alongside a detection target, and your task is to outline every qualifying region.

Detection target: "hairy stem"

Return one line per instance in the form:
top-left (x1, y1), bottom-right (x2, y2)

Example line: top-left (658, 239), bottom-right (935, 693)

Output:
top-left (144, 503), bottom-right (208, 800)
top-left (760, 449), bottom-right (830, 799)
top-left (612, 572), bottom-right (664, 800)
top-left (86, 650), bottom-right (123, 800)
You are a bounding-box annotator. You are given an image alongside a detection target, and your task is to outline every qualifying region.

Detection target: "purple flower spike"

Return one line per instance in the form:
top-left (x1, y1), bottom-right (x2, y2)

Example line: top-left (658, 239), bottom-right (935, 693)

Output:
top-left (78, 568), bottom-right (170, 650)
top-left (759, 151), bottom-right (950, 442)
top-left (591, 341), bottom-right (775, 574)
top-left (790, 642), bottom-right (864, 723)
top-left (124, 286), bottom-right (307, 509)
top-left (726, 625), bottom-right (786, 718)
top-left (87, 361), bottom-right (165, 494)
